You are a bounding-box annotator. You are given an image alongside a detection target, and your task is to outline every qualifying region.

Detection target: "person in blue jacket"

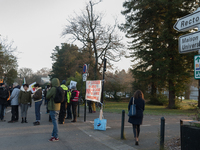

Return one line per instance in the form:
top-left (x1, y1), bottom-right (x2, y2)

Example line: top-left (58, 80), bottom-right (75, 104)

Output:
top-left (128, 90), bottom-right (145, 146)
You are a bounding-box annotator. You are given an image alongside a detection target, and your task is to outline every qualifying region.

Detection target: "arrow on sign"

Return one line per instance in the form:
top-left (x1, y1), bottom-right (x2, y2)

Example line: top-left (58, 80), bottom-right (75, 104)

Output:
top-left (174, 9), bottom-right (200, 32)
top-left (196, 57), bottom-right (200, 63)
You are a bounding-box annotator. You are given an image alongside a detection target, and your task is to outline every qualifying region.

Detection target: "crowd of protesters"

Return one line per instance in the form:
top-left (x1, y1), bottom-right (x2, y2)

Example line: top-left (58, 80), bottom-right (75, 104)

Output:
top-left (0, 77), bottom-right (97, 142)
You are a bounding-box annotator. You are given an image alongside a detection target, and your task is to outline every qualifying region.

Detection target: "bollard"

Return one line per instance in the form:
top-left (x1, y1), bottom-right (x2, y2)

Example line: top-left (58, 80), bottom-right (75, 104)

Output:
top-left (84, 100), bottom-right (87, 122)
top-left (78, 101), bottom-right (80, 117)
top-left (121, 110), bottom-right (125, 139)
top-left (160, 117), bottom-right (165, 150)
top-left (180, 120), bottom-right (183, 149)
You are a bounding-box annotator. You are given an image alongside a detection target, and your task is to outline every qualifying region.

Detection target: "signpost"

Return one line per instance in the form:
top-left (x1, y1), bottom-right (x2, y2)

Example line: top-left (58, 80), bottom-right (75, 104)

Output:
top-left (194, 55), bottom-right (200, 79)
top-left (174, 9), bottom-right (200, 32)
top-left (174, 7), bottom-right (200, 107)
top-left (178, 31), bottom-right (200, 53)
top-left (82, 64), bottom-right (89, 122)
top-left (82, 73), bottom-right (87, 82)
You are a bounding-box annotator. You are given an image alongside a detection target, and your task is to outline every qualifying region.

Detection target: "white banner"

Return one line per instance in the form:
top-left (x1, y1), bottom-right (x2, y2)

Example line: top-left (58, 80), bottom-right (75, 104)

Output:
top-left (85, 80), bottom-right (102, 102)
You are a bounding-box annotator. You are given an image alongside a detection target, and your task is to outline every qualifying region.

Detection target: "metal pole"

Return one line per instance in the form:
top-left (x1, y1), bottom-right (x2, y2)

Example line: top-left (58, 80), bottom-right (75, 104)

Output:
top-left (84, 100), bottom-right (86, 122)
top-left (121, 110), bottom-right (125, 139)
top-left (84, 64), bottom-right (89, 122)
top-left (160, 117), bottom-right (165, 150)
top-left (78, 77), bottom-right (83, 117)
top-left (197, 27), bottom-right (200, 106)
top-left (198, 80), bottom-right (200, 107)
top-left (101, 58), bottom-right (107, 103)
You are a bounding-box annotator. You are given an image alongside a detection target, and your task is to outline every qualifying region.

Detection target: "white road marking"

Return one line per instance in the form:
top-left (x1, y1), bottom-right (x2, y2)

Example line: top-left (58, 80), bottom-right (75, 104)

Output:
top-left (6, 110), bottom-right (11, 114)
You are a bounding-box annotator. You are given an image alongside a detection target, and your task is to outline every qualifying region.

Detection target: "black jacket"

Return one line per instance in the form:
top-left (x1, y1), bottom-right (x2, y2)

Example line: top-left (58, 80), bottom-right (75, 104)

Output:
top-left (0, 87), bottom-right (9, 105)
top-left (128, 97), bottom-right (145, 125)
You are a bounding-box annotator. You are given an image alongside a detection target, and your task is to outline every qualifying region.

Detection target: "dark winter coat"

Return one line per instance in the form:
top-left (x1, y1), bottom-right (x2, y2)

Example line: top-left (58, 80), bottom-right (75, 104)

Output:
top-left (0, 87), bottom-right (9, 105)
top-left (33, 87), bottom-right (42, 102)
top-left (128, 97), bottom-right (145, 125)
top-left (18, 88), bottom-right (32, 105)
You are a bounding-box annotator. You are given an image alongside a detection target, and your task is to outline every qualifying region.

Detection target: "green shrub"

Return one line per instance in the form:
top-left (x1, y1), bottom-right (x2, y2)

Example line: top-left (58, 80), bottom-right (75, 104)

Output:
top-left (149, 94), bottom-right (168, 106)
top-left (171, 99), bottom-right (181, 109)
top-left (195, 107), bottom-right (200, 121)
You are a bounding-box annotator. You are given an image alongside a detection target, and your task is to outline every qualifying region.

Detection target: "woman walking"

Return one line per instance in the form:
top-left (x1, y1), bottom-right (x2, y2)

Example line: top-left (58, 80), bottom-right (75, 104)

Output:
top-left (128, 90), bottom-right (145, 146)
top-left (18, 84), bottom-right (32, 123)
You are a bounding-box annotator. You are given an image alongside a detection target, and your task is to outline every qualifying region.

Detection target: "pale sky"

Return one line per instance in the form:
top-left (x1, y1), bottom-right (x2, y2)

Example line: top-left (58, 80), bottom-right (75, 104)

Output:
top-left (0, 0), bottom-right (132, 73)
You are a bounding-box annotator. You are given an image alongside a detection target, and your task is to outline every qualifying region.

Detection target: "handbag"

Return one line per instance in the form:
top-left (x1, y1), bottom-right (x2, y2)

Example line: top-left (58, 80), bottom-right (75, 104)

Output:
top-left (94, 118), bottom-right (107, 131)
top-left (128, 98), bottom-right (136, 116)
top-left (94, 108), bottom-right (107, 131)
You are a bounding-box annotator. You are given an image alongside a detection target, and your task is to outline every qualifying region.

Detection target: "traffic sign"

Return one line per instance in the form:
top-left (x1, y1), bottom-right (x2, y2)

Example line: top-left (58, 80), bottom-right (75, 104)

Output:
top-left (83, 73), bottom-right (87, 82)
top-left (83, 64), bottom-right (87, 74)
top-left (174, 9), bottom-right (200, 32)
top-left (194, 55), bottom-right (200, 79)
top-left (178, 31), bottom-right (200, 53)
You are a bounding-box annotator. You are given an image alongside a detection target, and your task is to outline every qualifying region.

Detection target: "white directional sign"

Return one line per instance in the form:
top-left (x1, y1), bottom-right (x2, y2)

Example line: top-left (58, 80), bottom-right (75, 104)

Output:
top-left (174, 9), bottom-right (200, 32)
top-left (194, 55), bottom-right (200, 79)
top-left (179, 31), bottom-right (200, 53)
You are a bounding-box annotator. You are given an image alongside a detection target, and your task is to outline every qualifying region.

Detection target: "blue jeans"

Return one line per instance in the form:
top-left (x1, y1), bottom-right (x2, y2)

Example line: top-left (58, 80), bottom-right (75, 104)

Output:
top-left (35, 100), bottom-right (42, 121)
top-left (50, 110), bottom-right (59, 138)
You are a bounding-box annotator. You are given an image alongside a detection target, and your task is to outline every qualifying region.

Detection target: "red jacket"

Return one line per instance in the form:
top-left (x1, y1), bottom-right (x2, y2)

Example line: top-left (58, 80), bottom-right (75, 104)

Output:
top-left (70, 90), bottom-right (80, 102)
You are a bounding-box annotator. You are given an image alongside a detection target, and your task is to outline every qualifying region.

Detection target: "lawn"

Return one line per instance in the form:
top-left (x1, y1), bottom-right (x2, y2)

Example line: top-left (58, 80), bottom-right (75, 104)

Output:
top-left (102, 99), bottom-right (198, 116)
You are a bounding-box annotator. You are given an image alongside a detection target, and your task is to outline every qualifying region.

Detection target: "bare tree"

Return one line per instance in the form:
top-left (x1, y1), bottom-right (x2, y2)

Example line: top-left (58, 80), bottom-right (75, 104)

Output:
top-left (62, 0), bottom-right (125, 80)
top-left (36, 67), bottom-right (51, 76)
top-left (0, 36), bottom-right (18, 84)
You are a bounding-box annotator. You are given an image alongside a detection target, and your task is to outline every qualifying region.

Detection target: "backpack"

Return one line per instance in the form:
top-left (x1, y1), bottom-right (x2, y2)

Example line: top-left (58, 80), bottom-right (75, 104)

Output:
top-left (54, 86), bottom-right (65, 103)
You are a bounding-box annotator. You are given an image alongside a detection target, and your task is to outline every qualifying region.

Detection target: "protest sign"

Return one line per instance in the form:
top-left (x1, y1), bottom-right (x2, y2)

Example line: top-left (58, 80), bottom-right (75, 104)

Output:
top-left (29, 82), bottom-right (36, 93)
top-left (85, 80), bottom-right (102, 102)
top-left (69, 80), bottom-right (77, 89)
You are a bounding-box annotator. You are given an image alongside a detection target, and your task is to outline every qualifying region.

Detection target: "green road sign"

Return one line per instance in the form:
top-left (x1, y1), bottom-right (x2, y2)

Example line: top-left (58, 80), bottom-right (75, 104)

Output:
top-left (194, 55), bottom-right (200, 79)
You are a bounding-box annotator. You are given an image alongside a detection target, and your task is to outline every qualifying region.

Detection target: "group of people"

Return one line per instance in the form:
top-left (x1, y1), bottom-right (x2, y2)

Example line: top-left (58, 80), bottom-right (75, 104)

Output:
top-left (0, 78), bottom-right (81, 142)
top-left (0, 77), bottom-right (146, 145)
top-left (0, 82), bottom-right (44, 124)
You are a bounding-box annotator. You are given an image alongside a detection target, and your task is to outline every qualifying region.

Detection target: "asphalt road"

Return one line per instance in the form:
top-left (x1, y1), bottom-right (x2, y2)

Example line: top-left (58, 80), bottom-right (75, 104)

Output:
top-left (0, 102), bottom-right (192, 150)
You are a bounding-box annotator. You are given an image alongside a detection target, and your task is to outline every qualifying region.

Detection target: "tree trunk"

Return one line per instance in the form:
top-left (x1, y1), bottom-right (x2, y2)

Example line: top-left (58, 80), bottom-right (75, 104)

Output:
top-left (151, 82), bottom-right (157, 101)
top-left (185, 89), bottom-right (191, 99)
top-left (168, 80), bottom-right (175, 108)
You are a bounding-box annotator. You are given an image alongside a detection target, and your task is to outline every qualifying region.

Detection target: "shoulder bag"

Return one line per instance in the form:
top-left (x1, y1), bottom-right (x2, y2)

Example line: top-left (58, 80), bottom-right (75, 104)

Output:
top-left (128, 98), bottom-right (136, 116)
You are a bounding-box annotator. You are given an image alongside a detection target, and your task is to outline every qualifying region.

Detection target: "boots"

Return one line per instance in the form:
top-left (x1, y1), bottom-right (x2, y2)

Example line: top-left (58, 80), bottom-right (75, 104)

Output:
top-left (71, 118), bottom-right (77, 122)
top-left (25, 117), bottom-right (28, 123)
top-left (21, 118), bottom-right (24, 123)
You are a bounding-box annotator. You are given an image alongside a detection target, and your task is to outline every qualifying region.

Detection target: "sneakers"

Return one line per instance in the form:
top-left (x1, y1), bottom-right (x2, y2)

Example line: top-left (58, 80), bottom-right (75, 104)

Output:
top-left (49, 137), bottom-right (59, 142)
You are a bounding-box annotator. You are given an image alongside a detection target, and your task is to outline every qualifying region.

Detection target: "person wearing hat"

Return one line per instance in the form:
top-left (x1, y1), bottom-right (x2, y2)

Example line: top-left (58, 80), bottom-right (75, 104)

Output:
top-left (70, 86), bottom-right (80, 122)
top-left (58, 80), bottom-right (70, 124)
top-left (32, 83), bottom-right (43, 125)
top-left (0, 83), bottom-right (9, 121)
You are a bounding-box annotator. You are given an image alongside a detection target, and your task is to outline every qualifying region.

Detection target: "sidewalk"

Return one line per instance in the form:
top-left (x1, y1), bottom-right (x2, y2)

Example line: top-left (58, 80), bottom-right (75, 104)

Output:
top-left (1, 103), bottom-right (192, 150)
top-left (79, 106), bottom-right (192, 150)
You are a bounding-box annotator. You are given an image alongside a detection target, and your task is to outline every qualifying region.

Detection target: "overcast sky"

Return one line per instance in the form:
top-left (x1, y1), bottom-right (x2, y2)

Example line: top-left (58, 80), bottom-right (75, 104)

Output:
top-left (0, 0), bottom-right (132, 73)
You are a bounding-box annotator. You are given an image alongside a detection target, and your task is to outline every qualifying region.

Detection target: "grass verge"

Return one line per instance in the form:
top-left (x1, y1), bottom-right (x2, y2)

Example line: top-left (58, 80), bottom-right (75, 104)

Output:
top-left (102, 99), bottom-right (198, 116)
